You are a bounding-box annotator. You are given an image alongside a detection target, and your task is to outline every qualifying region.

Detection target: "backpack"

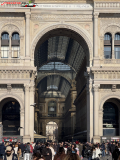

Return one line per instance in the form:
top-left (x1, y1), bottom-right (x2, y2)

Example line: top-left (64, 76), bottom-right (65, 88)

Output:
top-left (25, 145), bottom-right (30, 153)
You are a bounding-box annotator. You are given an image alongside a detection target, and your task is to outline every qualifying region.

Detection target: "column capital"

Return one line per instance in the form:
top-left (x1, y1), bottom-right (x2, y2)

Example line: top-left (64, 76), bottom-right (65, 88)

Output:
top-left (19, 35), bottom-right (24, 40)
top-left (93, 12), bottom-right (99, 19)
top-left (24, 84), bottom-right (29, 91)
top-left (30, 86), bottom-right (35, 92)
top-left (25, 12), bottom-right (31, 19)
top-left (93, 84), bottom-right (100, 92)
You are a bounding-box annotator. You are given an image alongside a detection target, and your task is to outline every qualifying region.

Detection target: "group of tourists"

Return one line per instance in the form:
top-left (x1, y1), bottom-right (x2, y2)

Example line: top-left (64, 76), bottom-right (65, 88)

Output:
top-left (1, 140), bottom-right (120, 160)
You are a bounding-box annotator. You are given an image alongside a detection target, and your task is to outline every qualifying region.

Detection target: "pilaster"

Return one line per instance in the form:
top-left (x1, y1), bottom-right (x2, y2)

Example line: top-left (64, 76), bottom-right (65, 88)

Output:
top-left (93, 84), bottom-right (100, 143)
top-left (25, 12), bottom-right (31, 58)
top-left (23, 84), bottom-right (30, 143)
top-left (93, 12), bottom-right (100, 66)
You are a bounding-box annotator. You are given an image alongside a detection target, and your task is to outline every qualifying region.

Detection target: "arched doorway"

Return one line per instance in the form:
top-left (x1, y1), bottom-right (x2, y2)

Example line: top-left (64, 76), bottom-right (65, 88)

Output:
top-left (103, 100), bottom-right (119, 136)
top-left (46, 121), bottom-right (58, 142)
top-left (34, 28), bottom-right (90, 141)
top-left (2, 98), bottom-right (20, 136)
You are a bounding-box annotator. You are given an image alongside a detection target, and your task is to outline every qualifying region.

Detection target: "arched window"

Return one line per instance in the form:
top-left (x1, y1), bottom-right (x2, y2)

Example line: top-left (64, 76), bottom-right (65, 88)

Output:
top-left (1, 32), bottom-right (9, 58)
top-left (114, 33), bottom-right (120, 59)
top-left (11, 32), bottom-right (20, 58)
top-left (48, 101), bottom-right (57, 117)
top-left (104, 33), bottom-right (112, 59)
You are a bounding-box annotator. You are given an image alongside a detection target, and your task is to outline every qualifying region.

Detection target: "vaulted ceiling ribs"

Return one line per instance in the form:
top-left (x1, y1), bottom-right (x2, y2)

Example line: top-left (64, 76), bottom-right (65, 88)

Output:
top-left (35, 36), bottom-right (85, 73)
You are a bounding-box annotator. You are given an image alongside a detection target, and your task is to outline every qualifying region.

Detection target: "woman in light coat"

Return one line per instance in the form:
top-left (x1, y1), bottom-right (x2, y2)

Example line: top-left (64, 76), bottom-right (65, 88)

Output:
top-left (49, 144), bottom-right (55, 160)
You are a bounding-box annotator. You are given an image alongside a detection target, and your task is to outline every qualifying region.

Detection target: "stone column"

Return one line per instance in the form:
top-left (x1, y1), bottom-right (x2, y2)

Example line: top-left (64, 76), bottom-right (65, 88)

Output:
top-left (9, 35), bottom-right (12, 58)
top-left (93, 84), bottom-right (100, 143)
top-left (23, 85), bottom-right (30, 143)
top-left (25, 12), bottom-right (31, 58)
top-left (29, 86), bottom-right (35, 142)
top-left (99, 110), bottom-right (103, 136)
top-left (19, 35), bottom-right (24, 57)
top-left (93, 12), bottom-right (99, 66)
top-left (112, 34), bottom-right (115, 59)
top-left (86, 79), bottom-right (90, 142)
top-left (20, 109), bottom-right (24, 136)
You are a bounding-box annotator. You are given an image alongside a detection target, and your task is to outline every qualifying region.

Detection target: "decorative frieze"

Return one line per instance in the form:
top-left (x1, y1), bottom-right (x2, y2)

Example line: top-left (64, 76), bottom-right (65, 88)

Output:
top-left (95, 2), bottom-right (120, 8)
top-left (0, 70), bottom-right (36, 79)
top-left (31, 14), bottom-right (93, 21)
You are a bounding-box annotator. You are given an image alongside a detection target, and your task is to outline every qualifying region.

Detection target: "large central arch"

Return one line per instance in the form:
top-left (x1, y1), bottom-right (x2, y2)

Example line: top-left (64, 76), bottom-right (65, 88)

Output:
top-left (31, 23), bottom-right (93, 66)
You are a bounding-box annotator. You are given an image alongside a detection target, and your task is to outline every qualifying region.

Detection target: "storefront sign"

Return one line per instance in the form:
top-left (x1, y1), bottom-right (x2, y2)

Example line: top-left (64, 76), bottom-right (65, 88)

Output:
top-left (106, 124), bottom-right (113, 128)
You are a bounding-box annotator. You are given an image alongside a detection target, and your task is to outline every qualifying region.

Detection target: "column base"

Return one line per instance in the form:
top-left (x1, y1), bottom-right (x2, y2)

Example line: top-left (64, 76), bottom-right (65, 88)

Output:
top-left (23, 135), bottom-right (31, 143)
top-left (93, 135), bottom-right (100, 143)
top-left (93, 57), bottom-right (100, 66)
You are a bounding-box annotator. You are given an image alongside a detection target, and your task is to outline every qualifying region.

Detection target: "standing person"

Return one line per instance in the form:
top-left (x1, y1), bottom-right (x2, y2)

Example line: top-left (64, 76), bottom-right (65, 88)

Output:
top-left (112, 146), bottom-right (119, 160)
top-left (101, 142), bottom-right (105, 157)
top-left (42, 143), bottom-right (52, 160)
top-left (0, 142), bottom-right (6, 159)
top-left (20, 143), bottom-right (25, 158)
top-left (78, 142), bottom-right (83, 159)
top-left (14, 144), bottom-right (18, 156)
top-left (110, 142), bottom-right (116, 160)
top-left (54, 147), bottom-right (66, 160)
top-left (4, 146), bottom-right (18, 160)
top-left (49, 144), bottom-right (55, 160)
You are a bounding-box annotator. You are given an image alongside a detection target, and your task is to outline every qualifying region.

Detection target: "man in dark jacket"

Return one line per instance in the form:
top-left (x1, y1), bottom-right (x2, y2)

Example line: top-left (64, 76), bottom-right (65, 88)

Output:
top-left (42, 143), bottom-right (52, 160)
top-left (4, 146), bottom-right (18, 160)
top-left (20, 143), bottom-right (25, 158)
top-left (0, 142), bottom-right (6, 159)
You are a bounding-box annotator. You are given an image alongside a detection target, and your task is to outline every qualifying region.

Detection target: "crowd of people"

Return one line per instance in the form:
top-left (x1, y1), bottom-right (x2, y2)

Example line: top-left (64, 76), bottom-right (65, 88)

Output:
top-left (0, 141), bottom-right (120, 160)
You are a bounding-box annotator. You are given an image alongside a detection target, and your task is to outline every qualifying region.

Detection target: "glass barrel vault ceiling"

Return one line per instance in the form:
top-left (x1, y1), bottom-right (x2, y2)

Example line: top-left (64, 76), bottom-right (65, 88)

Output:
top-left (36, 36), bottom-right (86, 98)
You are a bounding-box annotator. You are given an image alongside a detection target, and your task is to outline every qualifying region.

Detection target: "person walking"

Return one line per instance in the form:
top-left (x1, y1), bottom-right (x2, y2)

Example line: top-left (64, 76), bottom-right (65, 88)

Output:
top-left (0, 142), bottom-right (6, 159)
top-left (4, 146), bottom-right (18, 160)
top-left (42, 143), bottom-right (52, 160)
top-left (49, 144), bottom-right (55, 160)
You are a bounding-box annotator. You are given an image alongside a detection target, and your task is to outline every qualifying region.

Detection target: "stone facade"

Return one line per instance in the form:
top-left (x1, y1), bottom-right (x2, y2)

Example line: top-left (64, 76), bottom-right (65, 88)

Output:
top-left (0, 0), bottom-right (120, 143)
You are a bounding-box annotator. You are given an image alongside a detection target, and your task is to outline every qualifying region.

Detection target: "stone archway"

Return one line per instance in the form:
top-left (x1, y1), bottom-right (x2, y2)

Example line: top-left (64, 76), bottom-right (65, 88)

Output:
top-left (0, 94), bottom-right (24, 137)
top-left (99, 96), bottom-right (120, 138)
top-left (46, 121), bottom-right (58, 142)
top-left (31, 23), bottom-right (93, 66)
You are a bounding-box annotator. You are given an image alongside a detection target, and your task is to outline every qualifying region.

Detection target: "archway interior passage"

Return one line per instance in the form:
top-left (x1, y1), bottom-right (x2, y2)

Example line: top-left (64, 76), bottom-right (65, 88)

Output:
top-left (2, 98), bottom-right (20, 136)
top-left (103, 99), bottom-right (120, 136)
top-left (46, 121), bottom-right (58, 142)
top-left (35, 29), bottom-right (89, 98)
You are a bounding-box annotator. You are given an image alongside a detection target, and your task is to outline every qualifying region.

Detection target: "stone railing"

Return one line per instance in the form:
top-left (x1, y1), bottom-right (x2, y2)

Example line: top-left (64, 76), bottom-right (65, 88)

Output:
top-left (101, 59), bottom-right (120, 64)
top-left (95, 2), bottom-right (120, 8)
top-left (0, 59), bottom-right (21, 63)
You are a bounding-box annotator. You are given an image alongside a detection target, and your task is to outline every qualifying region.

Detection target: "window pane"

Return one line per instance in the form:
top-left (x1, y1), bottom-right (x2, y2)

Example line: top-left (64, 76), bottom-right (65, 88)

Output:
top-left (104, 33), bottom-right (111, 40)
top-left (1, 46), bottom-right (9, 58)
top-left (12, 33), bottom-right (19, 40)
top-left (12, 46), bottom-right (20, 58)
top-left (104, 46), bottom-right (111, 59)
top-left (2, 33), bottom-right (9, 40)
top-left (115, 34), bottom-right (120, 40)
top-left (115, 47), bottom-right (120, 59)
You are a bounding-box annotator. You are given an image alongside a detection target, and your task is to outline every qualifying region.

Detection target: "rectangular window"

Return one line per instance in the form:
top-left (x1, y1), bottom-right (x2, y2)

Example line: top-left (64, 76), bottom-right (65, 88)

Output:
top-left (114, 47), bottom-right (120, 59)
top-left (1, 46), bottom-right (9, 58)
top-left (11, 46), bottom-right (20, 58)
top-left (104, 46), bottom-right (111, 59)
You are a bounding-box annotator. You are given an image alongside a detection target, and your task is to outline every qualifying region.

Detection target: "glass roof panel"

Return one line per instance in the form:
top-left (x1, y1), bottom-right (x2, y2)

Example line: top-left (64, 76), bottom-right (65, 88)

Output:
top-left (39, 62), bottom-right (71, 71)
